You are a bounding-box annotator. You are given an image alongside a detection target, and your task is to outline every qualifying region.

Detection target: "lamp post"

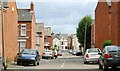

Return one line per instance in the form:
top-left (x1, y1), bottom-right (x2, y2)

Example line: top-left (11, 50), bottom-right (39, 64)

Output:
top-left (84, 23), bottom-right (87, 54)
top-left (1, 1), bottom-right (8, 70)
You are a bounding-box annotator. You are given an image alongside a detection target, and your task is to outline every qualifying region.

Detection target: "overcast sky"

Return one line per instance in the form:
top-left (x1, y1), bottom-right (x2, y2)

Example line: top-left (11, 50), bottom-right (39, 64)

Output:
top-left (16, 0), bottom-right (98, 34)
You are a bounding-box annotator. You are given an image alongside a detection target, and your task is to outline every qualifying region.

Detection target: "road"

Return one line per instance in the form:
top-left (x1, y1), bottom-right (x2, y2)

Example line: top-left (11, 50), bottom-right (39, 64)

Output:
top-left (3, 51), bottom-right (108, 71)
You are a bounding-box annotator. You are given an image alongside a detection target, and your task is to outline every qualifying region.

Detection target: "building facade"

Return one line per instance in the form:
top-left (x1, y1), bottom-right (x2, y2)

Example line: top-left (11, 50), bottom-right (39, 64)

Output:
top-left (95, 0), bottom-right (120, 50)
top-left (36, 23), bottom-right (44, 56)
top-left (44, 27), bottom-right (53, 50)
top-left (0, 0), bottom-right (18, 61)
top-left (18, 2), bottom-right (36, 52)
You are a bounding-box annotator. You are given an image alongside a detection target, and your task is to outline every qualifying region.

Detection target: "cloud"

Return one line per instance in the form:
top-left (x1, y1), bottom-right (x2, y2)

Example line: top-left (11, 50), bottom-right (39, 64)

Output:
top-left (16, 1), bottom-right (98, 34)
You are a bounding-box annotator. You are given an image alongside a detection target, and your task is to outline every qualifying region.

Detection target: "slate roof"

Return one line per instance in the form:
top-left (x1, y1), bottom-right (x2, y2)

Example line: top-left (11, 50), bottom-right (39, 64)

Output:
top-left (18, 9), bottom-right (32, 22)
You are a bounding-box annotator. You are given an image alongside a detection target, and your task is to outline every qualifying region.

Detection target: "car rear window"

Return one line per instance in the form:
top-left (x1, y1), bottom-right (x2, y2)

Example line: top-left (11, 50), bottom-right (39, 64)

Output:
top-left (88, 49), bottom-right (100, 53)
top-left (107, 46), bottom-right (120, 52)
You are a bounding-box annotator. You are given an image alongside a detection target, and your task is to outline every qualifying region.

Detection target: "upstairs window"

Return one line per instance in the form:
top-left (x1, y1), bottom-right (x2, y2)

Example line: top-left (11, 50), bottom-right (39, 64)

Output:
top-left (21, 24), bottom-right (26, 36)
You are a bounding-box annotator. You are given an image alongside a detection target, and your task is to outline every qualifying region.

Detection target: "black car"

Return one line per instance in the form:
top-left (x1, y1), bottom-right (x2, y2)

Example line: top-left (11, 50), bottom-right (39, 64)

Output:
top-left (17, 49), bottom-right (40, 66)
top-left (98, 45), bottom-right (120, 70)
top-left (76, 50), bottom-right (82, 56)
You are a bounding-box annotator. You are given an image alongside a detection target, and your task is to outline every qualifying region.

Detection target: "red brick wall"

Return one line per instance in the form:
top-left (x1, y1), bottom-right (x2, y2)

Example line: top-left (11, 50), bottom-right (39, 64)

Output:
top-left (4, 1), bottom-right (18, 61)
top-left (18, 22), bottom-right (32, 49)
top-left (31, 14), bottom-right (36, 49)
top-left (95, 2), bottom-right (110, 50)
top-left (47, 36), bottom-right (53, 49)
top-left (40, 24), bottom-right (44, 56)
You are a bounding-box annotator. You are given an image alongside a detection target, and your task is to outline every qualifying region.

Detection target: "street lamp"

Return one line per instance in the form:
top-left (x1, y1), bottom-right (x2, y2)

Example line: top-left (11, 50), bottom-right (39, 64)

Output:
top-left (1, 1), bottom-right (8, 70)
top-left (84, 23), bottom-right (87, 54)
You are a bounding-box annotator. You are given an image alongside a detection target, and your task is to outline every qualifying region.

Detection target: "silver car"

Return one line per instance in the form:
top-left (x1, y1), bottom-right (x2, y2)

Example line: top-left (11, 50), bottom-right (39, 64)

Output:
top-left (42, 50), bottom-right (54, 59)
top-left (83, 48), bottom-right (101, 64)
top-left (0, 56), bottom-right (2, 71)
top-left (98, 45), bottom-right (120, 70)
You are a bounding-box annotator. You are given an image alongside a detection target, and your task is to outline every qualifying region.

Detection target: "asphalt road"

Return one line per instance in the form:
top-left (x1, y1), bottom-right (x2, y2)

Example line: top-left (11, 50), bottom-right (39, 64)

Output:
top-left (3, 51), bottom-right (119, 71)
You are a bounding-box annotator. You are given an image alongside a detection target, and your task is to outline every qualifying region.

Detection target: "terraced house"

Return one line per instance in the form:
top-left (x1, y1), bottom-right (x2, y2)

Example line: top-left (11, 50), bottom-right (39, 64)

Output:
top-left (95, 0), bottom-right (120, 50)
top-left (0, 0), bottom-right (18, 61)
top-left (18, 2), bottom-right (36, 52)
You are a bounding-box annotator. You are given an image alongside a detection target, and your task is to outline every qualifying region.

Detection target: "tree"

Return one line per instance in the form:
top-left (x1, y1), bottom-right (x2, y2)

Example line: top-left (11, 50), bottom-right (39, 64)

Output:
top-left (103, 40), bottom-right (112, 48)
top-left (76, 15), bottom-right (92, 50)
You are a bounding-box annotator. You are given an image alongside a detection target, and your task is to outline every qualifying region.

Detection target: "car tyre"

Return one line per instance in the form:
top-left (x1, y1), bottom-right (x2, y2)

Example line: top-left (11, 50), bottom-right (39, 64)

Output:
top-left (37, 62), bottom-right (39, 65)
top-left (103, 64), bottom-right (108, 71)
top-left (34, 61), bottom-right (37, 66)
top-left (99, 63), bottom-right (103, 69)
top-left (84, 61), bottom-right (88, 64)
top-left (17, 61), bottom-right (20, 65)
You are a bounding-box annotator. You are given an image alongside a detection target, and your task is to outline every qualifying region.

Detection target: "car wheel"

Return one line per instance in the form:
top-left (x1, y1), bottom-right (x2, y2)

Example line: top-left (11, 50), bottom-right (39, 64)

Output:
top-left (99, 63), bottom-right (103, 69)
top-left (37, 62), bottom-right (39, 65)
top-left (103, 64), bottom-right (108, 71)
top-left (112, 66), bottom-right (117, 69)
top-left (34, 61), bottom-right (37, 66)
top-left (17, 61), bottom-right (20, 65)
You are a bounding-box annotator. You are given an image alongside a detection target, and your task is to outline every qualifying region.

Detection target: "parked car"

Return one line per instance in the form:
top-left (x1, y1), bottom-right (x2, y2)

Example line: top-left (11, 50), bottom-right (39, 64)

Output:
top-left (76, 50), bottom-right (82, 56)
top-left (42, 50), bottom-right (54, 59)
top-left (0, 56), bottom-right (2, 71)
top-left (68, 49), bottom-right (72, 54)
top-left (83, 48), bottom-right (101, 64)
top-left (72, 50), bottom-right (77, 55)
top-left (17, 49), bottom-right (40, 66)
top-left (98, 45), bottom-right (120, 70)
top-left (57, 50), bottom-right (62, 56)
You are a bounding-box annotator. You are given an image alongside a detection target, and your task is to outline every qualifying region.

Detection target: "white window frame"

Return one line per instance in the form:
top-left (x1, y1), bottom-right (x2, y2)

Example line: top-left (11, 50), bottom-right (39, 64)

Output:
top-left (20, 41), bottom-right (26, 49)
top-left (21, 24), bottom-right (26, 36)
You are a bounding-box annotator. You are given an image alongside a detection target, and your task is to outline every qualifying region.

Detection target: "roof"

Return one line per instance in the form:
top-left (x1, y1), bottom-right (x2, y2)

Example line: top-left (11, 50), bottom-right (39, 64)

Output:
top-left (44, 27), bottom-right (51, 36)
top-left (36, 23), bottom-right (44, 33)
top-left (18, 9), bottom-right (32, 22)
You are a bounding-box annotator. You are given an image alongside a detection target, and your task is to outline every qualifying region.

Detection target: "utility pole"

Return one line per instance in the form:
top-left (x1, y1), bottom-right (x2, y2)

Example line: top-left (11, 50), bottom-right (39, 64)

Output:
top-left (1, 1), bottom-right (8, 69)
top-left (84, 23), bottom-right (87, 54)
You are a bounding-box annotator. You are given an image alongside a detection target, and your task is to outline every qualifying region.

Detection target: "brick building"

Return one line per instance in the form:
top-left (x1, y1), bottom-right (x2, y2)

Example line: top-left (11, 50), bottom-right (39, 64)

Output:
top-left (0, 0), bottom-right (18, 61)
top-left (36, 23), bottom-right (44, 56)
top-left (95, 0), bottom-right (120, 50)
top-left (44, 27), bottom-right (53, 50)
top-left (18, 2), bottom-right (36, 52)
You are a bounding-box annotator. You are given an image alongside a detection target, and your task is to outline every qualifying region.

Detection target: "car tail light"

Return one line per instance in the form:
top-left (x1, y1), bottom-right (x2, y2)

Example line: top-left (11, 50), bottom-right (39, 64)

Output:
top-left (105, 53), bottom-right (111, 58)
top-left (86, 54), bottom-right (89, 58)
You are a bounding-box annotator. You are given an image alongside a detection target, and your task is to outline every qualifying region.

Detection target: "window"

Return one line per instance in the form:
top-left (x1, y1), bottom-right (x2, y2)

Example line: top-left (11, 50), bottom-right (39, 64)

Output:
top-left (61, 42), bottom-right (64, 45)
top-left (20, 42), bottom-right (26, 49)
top-left (21, 24), bottom-right (26, 36)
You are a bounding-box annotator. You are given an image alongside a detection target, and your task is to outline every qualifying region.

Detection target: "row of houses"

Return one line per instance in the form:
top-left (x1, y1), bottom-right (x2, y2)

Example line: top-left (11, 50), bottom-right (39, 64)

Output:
top-left (91, 0), bottom-right (120, 50)
top-left (0, 0), bottom-right (53, 61)
top-left (52, 33), bottom-right (80, 51)
top-left (0, 1), bottom-right (80, 62)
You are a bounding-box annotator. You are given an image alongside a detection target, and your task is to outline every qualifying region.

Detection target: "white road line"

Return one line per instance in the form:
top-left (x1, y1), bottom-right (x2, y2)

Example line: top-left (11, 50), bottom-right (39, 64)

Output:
top-left (61, 56), bottom-right (68, 69)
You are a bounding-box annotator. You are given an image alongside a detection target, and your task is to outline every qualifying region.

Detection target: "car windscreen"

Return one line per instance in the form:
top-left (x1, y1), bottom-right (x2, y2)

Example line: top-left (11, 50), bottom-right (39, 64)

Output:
top-left (88, 49), bottom-right (100, 53)
top-left (107, 46), bottom-right (120, 52)
top-left (22, 49), bottom-right (36, 55)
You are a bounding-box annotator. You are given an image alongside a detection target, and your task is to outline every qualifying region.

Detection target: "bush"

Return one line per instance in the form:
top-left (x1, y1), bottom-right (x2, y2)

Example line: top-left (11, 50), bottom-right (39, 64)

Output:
top-left (103, 40), bottom-right (112, 48)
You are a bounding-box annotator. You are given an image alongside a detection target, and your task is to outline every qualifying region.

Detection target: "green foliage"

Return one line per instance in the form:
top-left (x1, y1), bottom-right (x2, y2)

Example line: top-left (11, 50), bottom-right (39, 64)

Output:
top-left (103, 40), bottom-right (112, 48)
top-left (52, 45), bottom-right (58, 51)
top-left (76, 15), bottom-right (92, 48)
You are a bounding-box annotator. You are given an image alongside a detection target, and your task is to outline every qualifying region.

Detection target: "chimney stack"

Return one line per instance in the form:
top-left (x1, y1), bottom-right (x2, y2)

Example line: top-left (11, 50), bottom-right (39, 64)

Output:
top-left (30, 2), bottom-right (34, 11)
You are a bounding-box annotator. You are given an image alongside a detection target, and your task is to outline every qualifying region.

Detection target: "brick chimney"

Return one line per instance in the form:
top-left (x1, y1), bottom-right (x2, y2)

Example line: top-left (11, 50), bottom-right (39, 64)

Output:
top-left (30, 2), bottom-right (34, 11)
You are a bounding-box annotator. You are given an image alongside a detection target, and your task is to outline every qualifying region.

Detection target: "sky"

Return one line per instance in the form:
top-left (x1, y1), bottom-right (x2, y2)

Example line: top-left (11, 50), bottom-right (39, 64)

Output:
top-left (16, 0), bottom-right (98, 34)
